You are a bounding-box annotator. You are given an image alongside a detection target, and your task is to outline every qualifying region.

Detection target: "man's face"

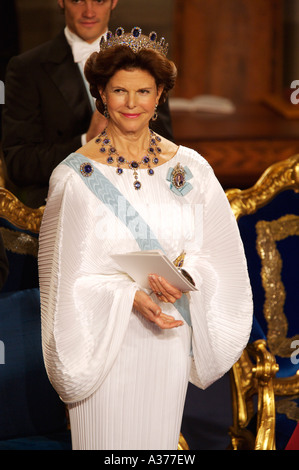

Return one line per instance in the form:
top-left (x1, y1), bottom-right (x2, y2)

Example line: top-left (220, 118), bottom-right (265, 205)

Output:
top-left (58, 0), bottom-right (118, 43)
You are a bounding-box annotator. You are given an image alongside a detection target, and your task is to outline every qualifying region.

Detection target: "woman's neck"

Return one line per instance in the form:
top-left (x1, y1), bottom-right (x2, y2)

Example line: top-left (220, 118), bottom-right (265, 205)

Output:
top-left (105, 123), bottom-right (150, 159)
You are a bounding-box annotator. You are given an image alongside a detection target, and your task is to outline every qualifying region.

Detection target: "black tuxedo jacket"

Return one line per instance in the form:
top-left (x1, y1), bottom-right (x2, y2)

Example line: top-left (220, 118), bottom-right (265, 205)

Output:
top-left (2, 31), bottom-right (173, 208)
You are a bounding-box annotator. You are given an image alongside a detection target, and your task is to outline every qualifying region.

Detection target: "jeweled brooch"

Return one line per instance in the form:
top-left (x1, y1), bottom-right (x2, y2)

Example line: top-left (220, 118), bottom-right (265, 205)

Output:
top-left (166, 163), bottom-right (193, 196)
top-left (80, 162), bottom-right (94, 177)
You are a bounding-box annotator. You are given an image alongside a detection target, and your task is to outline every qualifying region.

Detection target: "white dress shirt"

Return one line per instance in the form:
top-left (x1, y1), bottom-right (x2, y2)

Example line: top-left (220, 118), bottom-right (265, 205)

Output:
top-left (64, 26), bottom-right (106, 145)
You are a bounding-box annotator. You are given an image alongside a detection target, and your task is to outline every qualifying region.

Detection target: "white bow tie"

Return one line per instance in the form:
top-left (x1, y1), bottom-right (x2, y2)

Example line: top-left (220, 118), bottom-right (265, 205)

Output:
top-left (72, 41), bottom-right (99, 64)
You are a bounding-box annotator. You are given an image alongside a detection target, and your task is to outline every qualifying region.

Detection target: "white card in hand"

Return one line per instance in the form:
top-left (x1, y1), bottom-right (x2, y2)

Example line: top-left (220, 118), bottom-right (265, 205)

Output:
top-left (110, 250), bottom-right (197, 292)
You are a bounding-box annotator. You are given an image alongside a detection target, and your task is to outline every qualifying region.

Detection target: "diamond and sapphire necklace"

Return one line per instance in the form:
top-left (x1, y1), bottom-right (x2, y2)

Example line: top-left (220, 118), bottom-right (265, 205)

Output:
top-left (95, 129), bottom-right (162, 190)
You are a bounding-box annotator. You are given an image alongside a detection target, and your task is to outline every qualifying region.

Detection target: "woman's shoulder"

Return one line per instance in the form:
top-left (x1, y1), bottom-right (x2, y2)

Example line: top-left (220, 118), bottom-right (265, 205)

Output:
top-left (50, 152), bottom-right (84, 187)
top-left (156, 134), bottom-right (214, 177)
top-left (176, 145), bottom-right (213, 172)
top-left (157, 134), bottom-right (179, 162)
top-left (75, 138), bottom-right (97, 159)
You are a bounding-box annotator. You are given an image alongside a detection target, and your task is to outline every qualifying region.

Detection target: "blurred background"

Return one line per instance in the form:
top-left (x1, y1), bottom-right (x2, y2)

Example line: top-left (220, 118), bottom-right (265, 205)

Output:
top-left (3, 0), bottom-right (299, 84)
top-left (2, 0), bottom-right (299, 190)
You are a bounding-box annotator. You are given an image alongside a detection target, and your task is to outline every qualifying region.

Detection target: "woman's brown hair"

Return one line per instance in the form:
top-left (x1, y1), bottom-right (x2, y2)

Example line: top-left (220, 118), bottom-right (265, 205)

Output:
top-left (84, 45), bottom-right (177, 114)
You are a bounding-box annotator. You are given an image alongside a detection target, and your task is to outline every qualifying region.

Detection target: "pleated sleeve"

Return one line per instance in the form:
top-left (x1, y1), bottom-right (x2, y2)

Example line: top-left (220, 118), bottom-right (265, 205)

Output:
top-left (38, 166), bottom-right (139, 403)
top-left (182, 160), bottom-right (253, 389)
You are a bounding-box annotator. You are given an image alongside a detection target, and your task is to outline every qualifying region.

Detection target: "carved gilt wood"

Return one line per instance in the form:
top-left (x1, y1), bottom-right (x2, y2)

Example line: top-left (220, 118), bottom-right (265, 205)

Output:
top-left (0, 187), bottom-right (44, 233)
top-left (226, 155), bottom-right (299, 449)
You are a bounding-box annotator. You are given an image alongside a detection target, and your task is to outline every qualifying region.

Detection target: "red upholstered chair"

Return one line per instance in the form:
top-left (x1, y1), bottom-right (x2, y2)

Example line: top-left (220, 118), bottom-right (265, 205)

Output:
top-left (285, 423), bottom-right (299, 450)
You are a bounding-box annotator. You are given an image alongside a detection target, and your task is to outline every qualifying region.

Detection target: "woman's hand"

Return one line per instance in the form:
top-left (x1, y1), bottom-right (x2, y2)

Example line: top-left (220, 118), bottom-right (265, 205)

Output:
top-left (133, 289), bottom-right (183, 330)
top-left (148, 274), bottom-right (183, 304)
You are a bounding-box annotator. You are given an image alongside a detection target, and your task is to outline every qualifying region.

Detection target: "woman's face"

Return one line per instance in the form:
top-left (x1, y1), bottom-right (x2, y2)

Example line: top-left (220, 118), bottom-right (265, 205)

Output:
top-left (100, 68), bottom-right (163, 134)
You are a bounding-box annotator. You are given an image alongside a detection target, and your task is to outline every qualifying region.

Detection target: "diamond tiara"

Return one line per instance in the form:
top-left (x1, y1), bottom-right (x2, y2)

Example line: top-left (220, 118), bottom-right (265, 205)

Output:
top-left (99, 27), bottom-right (169, 57)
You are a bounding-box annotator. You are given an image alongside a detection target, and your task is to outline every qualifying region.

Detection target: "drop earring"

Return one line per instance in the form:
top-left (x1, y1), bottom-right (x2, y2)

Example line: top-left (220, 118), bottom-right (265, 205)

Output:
top-left (152, 104), bottom-right (158, 121)
top-left (103, 103), bottom-right (110, 119)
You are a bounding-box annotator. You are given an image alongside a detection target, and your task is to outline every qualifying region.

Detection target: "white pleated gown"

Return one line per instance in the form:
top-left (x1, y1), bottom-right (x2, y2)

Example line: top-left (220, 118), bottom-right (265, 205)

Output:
top-left (38, 145), bottom-right (253, 450)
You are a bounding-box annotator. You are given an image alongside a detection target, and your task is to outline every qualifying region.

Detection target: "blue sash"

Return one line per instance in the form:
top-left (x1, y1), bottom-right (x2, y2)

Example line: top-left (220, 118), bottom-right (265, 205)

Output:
top-left (63, 153), bottom-right (192, 329)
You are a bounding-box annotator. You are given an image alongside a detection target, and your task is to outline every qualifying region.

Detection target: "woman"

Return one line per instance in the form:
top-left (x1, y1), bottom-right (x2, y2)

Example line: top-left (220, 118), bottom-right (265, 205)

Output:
top-left (38, 27), bottom-right (253, 450)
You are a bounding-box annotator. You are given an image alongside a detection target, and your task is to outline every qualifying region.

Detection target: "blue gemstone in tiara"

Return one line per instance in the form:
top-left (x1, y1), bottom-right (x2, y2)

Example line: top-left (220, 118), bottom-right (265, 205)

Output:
top-left (149, 32), bottom-right (157, 42)
top-left (132, 27), bottom-right (142, 38)
top-left (99, 26), bottom-right (169, 57)
top-left (116, 27), bottom-right (124, 37)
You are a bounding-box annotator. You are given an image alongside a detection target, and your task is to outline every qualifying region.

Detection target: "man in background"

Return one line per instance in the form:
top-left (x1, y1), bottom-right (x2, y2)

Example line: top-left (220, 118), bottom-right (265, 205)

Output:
top-left (0, 1), bottom-right (19, 138)
top-left (2, 0), bottom-right (173, 208)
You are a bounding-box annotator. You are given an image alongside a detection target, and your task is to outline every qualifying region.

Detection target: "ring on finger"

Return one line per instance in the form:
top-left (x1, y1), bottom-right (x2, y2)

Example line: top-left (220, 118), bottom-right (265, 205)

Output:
top-left (156, 292), bottom-right (162, 296)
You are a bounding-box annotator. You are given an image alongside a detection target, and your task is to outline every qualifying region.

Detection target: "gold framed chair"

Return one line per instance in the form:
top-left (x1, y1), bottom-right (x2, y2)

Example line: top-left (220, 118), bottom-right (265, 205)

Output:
top-left (0, 186), bottom-right (43, 231)
top-left (0, 187), bottom-right (44, 293)
top-left (226, 155), bottom-right (299, 450)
